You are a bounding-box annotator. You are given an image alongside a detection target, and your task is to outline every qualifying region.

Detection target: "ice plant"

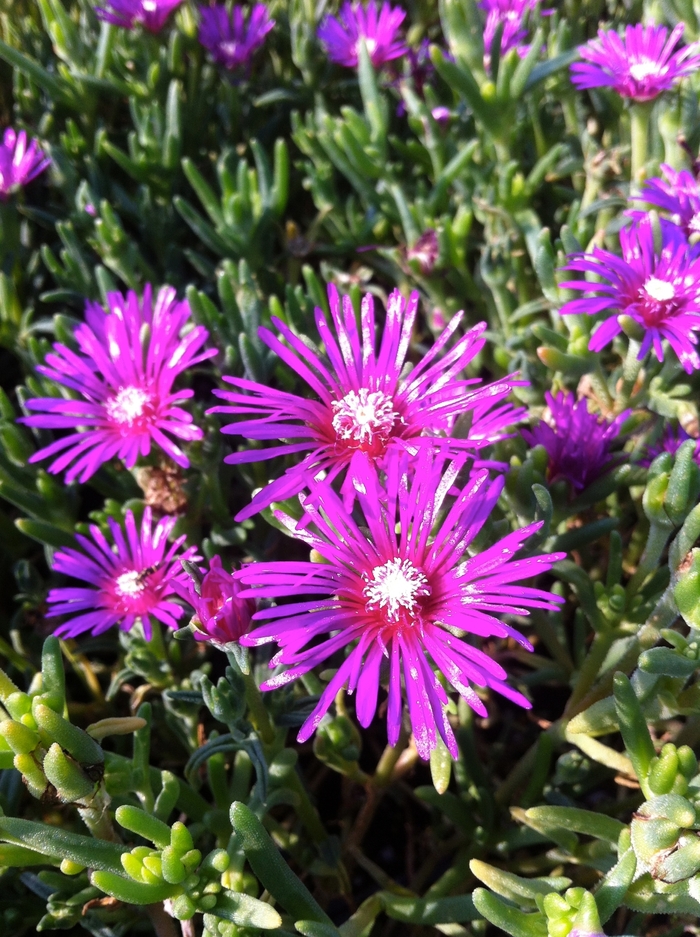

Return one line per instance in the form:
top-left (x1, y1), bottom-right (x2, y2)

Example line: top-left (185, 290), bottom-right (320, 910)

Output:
top-left (175, 556), bottom-right (254, 647)
top-left (559, 217), bottom-right (700, 372)
top-left (198, 4), bottom-right (275, 71)
top-left (522, 391), bottom-right (630, 492)
top-left (570, 23), bottom-right (700, 101)
top-left (47, 508), bottom-right (198, 640)
top-left (481, 0), bottom-right (532, 67)
top-left (631, 164), bottom-right (700, 239)
top-left (94, 0), bottom-right (183, 31)
top-left (210, 284), bottom-right (526, 520)
top-left (21, 285), bottom-right (216, 482)
top-left (318, 0), bottom-right (408, 69)
top-left (641, 422), bottom-right (700, 467)
top-left (0, 127), bottom-right (49, 199)
top-left (235, 449), bottom-right (565, 759)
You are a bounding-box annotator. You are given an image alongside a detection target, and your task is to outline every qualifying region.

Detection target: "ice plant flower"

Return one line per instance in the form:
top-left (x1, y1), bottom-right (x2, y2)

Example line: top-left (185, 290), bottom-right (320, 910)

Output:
top-left (198, 4), bottom-right (274, 71)
top-left (630, 164), bottom-right (700, 239)
top-left (235, 449), bottom-right (565, 759)
top-left (559, 218), bottom-right (700, 372)
top-left (318, 0), bottom-right (408, 69)
top-left (47, 508), bottom-right (198, 640)
top-left (570, 23), bottom-right (700, 102)
top-left (641, 422), bottom-right (700, 467)
top-left (0, 128), bottom-right (49, 199)
top-left (175, 556), bottom-right (254, 647)
top-left (95, 0), bottom-right (183, 31)
top-left (209, 284), bottom-right (526, 520)
top-left (21, 285), bottom-right (216, 483)
top-left (481, 0), bottom-right (531, 66)
top-left (522, 391), bottom-right (630, 492)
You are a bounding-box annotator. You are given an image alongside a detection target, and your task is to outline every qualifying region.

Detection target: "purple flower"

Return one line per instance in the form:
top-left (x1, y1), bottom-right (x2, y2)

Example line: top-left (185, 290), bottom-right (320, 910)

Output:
top-left (641, 422), bottom-right (700, 467)
top-left (570, 23), bottom-right (700, 102)
top-left (522, 391), bottom-right (630, 492)
top-left (175, 556), bottom-right (255, 647)
top-left (0, 128), bottom-right (49, 199)
top-left (630, 164), bottom-right (700, 239)
top-left (22, 285), bottom-right (216, 483)
top-left (198, 4), bottom-right (274, 71)
top-left (481, 0), bottom-right (531, 66)
top-left (235, 448), bottom-right (565, 759)
top-left (209, 284), bottom-right (526, 521)
top-left (95, 0), bottom-right (183, 31)
top-left (47, 508), bottom-right (198, 640)
top-left (559, 218), bottom-right (700, 373)
top-left (318, 1), bottom-right (408, 69)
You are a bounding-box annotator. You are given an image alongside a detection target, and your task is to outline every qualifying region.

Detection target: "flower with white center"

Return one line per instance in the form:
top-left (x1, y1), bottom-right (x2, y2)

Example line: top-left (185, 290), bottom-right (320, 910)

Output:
top-left (95, 0), bottom-right (184, 31)
top-left (318, 0), bottom-right (408, 69)
top-left (198, 4), bottom-right (275, 72)
top-left (363, 558), bottom-right (431, 620)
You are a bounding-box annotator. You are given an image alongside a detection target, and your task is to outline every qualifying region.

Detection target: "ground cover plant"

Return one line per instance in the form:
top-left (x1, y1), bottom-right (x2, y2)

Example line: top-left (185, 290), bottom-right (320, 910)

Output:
top-left (3, 0), bottom-right (700, 935)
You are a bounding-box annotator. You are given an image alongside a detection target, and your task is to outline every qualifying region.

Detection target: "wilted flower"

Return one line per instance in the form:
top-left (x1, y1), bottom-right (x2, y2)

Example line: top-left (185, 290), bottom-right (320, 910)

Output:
top-left (318, 0), bottom-right (408, 69)
top-left (236, 449), bottom-right (564, 759)
top-left (198, 4), bottom-right (274, 71)
top-left (95, 0), bottom-right (183, 31)
top-left (0, 128), bottom-right (49, 199)
top-left (406, 229), bottom-right (439, 274)
top-left (22, 285), bottom-right (216, 483)
top-left (522, 391), bottom-right (630, 492)
top-left (559, 218), bottom-right (700, 372)
top-left (209, 284), bottom-right (526, 520)
top-left (175, 556), bottom-right (254, 647)
top-left (47, 508), bottom-right (198, 640)
top-left (641, 422), bottom-right (700, 467)
top-left (570, 23), bottom-right (700, 102)
top-left (631, 164), bottom-right (700, 239)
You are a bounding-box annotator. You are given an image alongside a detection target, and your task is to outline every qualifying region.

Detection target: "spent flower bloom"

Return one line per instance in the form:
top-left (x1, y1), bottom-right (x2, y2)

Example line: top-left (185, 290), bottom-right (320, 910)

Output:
top-left (559, 218), bottom-right (700, 372)
top-left (235, 449), bottom-right (565, 759)
top-left (570, 23), bottom-right (700, 101)
top-left (175, 556), bottom-right (255, 647)
top-left (198, 4), bottom-right (275, 71)
top-left (318, 0), bottom-right (408, 69)
top-left (22, 285), bottom-right (216, 483)
top-left (95, 0), bottom-right (183, 31)
top-left (522, 391), bottom-right (630, 492)
top-left (47, 508), bottom-right (198, 640)
top-left (641, 422), bottom-right (700, 467)
top-left (209, 284), bottom-right (526, 520)
top-left (0, 128), bottom-right (50, 199)
top-left (630, 164), bottom-right (700, 239)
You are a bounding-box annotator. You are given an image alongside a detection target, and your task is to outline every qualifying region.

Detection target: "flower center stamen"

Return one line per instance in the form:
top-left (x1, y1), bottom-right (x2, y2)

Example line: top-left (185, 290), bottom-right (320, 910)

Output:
top-left (643, 276), bottom-right (676, 302)
top-left (142, 0), bottom-right (157, 11)
top-left (115, 570), bottom-right (145, 598)
top-left (331, 388), bottom-right (398, 446)
top-left (363, 558), bottom-right (430, 621)
top-left (629, 59), bottom-right (663, 82)
top-left (690, 212), bottom-right (700, 234)
top-left (106, 386), bottom-right (154, 428)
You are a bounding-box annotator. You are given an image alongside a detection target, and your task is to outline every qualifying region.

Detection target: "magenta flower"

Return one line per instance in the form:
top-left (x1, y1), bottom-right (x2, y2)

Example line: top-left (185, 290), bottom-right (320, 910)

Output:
top-left (47, 508), bottom-right (198, 640)
top-left (522, 392), bottom-right (630, 492)
top-left (559, 218), bottom-right (700, 372)
top-left (630, 164), bottom-right (700, 239)
top-left (481, 0), bottom-right (531, 65)
top-left (0, 128), bottom-right (49, 199)
top-left (570, 23), bottom-right (700, 102)
top-left (198, 4), bottom-right (274, 71)
top-left (318, 1), bottom-right (408, 69)
top-left (209, 284), bottom-right (526, 521)
top-left (175, 556), bottom-right (255, 647)
top-left (21, 285), bottom-right (216, 483)
top-left (95, 0), bottom-right (183, 31)
top-left (641, 422), bottom-right (700, 467)
top-left (235, 449), bottom-right (564, 759)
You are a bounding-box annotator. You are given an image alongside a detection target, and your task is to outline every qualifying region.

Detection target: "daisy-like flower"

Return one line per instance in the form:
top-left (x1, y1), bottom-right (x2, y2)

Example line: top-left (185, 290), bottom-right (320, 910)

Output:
top-left (209, 284), bottom-right (526, 521)
top-left (318, 0), bottom-right (408, 69)
top-left (522, 391), bottom-right (630, 492)
top-left (481, 0), bottom-right (531, 66)
top-left (21, 285), bottom-right (216, 483)
top-left (95, 0), bottom-right (183, 31)
top-left (198, 4), bottom-right (274, 71)
top-left (630, 164), bottom-right (700, 239)
top-left (175, 556), bottom-right (255, 647)
top-left (235, 448), bottom-right (565, 759)
top-left (559, 217), bottom-right (700, 372)
top-left (47, 508), bottom-right (198, 640)
top-left (570, 23), bottom-right (700, 102)
top-left (0, 128), bottom-right (50, 199)
top-left (641, 422), bottom-right (700, 467)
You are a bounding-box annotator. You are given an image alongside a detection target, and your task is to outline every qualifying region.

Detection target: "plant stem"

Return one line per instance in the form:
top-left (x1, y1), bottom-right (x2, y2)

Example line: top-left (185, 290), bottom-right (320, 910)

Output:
top-left (564, 629), bottom-right (616, 718)
top-left (630, 102), bottom-right (652, 190)
top-left (616, 338), bottom-right (643, 412)
top-left (627, 521), bottom-right (672, 595)
top-left (241, 670), bottom-right (275, 745)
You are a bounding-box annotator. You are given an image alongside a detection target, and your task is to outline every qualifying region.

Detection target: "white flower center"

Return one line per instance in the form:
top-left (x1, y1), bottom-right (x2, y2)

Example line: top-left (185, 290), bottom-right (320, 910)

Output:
top-left (115, 570), bottom-right (145, 597)
top-left (629, 59), bottom-right (663, 82)
top-left (105, 386), bottom-right (153, 427)
top-left (644, 276), bottom-right (676, 302)
top-left (363, 558), bottom-right (430, 621)
top-left (221, 41), bottom-right (238, 57)
top-left (356, 37), bottom-right (378, 58)
top-left (142, 0), bottom-right (158, 11)
top-left (331, 388), bottom-right (397, 445)
top-left (690, 212), bottom-right (700, 234)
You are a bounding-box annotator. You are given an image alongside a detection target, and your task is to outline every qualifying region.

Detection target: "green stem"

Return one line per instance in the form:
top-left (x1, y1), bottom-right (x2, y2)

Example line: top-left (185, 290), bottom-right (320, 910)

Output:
top-left (630, 102), bottom-right (652, 190)
top-left (627, 521), bottom-right (673, 595)
top-left (590, 362), bottom-right (614, 411)
top-left (616, 338), bottom-right (643, 412)
top-left (241, 671), bottom-right (275, 745)
top-left (564, 629), bottom-right (617, 717)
